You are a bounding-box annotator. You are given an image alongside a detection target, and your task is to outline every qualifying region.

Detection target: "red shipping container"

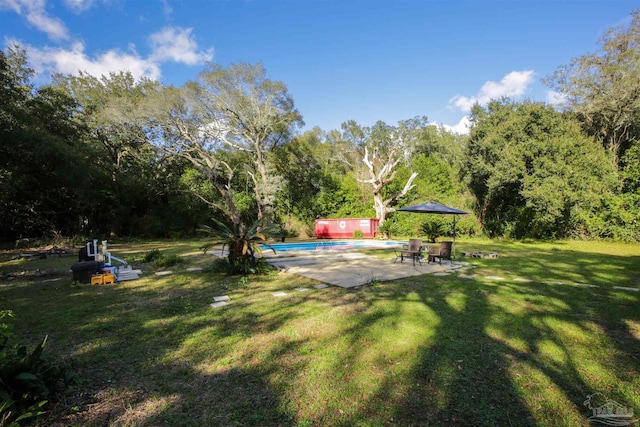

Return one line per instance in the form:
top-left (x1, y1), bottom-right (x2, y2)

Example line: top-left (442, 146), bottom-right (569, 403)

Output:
top-left (314, 218), bottom-right (379, 239)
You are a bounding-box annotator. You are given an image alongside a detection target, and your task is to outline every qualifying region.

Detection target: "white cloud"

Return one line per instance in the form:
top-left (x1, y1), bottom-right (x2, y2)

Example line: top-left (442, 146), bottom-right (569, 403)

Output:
top-left (439, 116), bottom-right (471, 135)
top-left (63, 0), bottom-right (94, 13)
top-left (26, 41), bottom-right (162, 80)
top-left (0, 0), bottom-right (18, 9)
top-left (449, 70), bottom-right (535, 112)
top-left (9, 23), bottom-right (213, 82)
top-left (546, 90), bottom-right (568, 106)
top-left (0, 0), bottom-right (69, 40)
top-left (149, 26), bottom-right (213, 65)
top-left (160, 0), bottom-right (172, 17)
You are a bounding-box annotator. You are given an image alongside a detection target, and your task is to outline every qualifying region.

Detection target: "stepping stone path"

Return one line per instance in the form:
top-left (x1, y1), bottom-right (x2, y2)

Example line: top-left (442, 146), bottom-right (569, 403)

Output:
top-left (433, 272), bottom-right (451, 276)
top-left (210, 301), bottom-right (229, 308)
top-left (269, 284), bottom-right (330, 297)
top-left (485, 276), bottom-right (505, 281)
top-left (155, 271), bottom-right (173, 276)
top-left (514, 277), bottom-right (533, 282)
top-left (613, 286), bottom-right (639, 292)
top-left (573, 283), bottom-right (599, 288)
top-left (186, 267), bottom-right (203, 272)
top-left (210, 295), bottom-right (231, 308)
top-left (458, 274), bottom-right (475, 280)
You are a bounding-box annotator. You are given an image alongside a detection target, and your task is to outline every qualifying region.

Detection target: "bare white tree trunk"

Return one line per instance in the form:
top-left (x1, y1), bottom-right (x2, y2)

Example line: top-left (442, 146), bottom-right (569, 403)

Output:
top-left (360, 146), bottom-right (418, 224)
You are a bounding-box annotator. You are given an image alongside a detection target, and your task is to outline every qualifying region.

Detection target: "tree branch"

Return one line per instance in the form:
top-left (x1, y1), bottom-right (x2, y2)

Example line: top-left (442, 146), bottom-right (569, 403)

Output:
top-left (383, 172), bottom-right (419, 210)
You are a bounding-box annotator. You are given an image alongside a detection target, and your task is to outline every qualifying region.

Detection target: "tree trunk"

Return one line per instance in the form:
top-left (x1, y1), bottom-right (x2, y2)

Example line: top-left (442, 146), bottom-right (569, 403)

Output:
top-left (227, 240), bottom-right (252, 270)
top-left (253, 147), bottom-right (272, 223)
top-left (215, 181), bottom-right (242, 231)
top-left (375, 171), bottom-right (418, 225)
top-left (373, 192), bottom-right (387, 223)
top-left (359, 145), bottom-right (419, 225)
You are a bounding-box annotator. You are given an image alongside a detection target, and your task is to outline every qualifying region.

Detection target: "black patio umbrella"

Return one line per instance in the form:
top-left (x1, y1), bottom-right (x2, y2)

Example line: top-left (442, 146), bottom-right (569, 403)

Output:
top-left (398, 201), bottom-right (468, 258)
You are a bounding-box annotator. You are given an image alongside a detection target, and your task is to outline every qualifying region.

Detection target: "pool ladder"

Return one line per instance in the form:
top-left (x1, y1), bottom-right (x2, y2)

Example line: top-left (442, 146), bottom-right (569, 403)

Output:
top-left (316, 239), bottom-right (328, 250)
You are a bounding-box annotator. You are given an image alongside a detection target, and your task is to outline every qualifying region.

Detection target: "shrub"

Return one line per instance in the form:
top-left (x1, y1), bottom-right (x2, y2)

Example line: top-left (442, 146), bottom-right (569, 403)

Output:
top-left (421, 219), bottom-right (445, 243)
top-left (142, 249), bottom-right (162, 263)
top-left (376, 220), bottom-right (397, 239)
top-left (455, 215), bottom-right (482, 238)
top-left (208, 257), bottom-right (235, 274)
top-left (200, 218), bottom-right (277, 275)
top-left (353, 230), bottom-right (364, 239)
top-left (0, 311), bottom-right (66, 427)
top-left (142, 250), bottom-right (184, 268)
top-left (208, 256), bottom-right (272, 275)
top-left (154, 254), bottom-right (185, 268)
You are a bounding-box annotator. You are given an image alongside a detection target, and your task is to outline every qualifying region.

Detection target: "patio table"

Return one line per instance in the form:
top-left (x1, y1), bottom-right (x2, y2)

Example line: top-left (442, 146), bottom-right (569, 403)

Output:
top-left (396, 244), bottom-right (430, 266)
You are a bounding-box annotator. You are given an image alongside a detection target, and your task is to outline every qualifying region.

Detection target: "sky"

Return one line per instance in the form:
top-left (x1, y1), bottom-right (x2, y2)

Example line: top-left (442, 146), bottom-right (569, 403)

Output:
top-left (1, 0), bottom-right (638, 134)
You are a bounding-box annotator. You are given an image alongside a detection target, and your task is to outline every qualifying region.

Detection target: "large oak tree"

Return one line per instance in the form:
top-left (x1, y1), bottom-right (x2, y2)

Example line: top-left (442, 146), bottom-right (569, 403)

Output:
top-left (546, 9), bottom-right (640, 168)
top-left (464, 100), bottom-right (616, 238)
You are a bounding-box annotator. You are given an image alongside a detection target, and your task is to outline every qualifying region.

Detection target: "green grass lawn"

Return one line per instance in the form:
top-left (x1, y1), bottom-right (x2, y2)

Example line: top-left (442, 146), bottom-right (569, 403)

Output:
top-left (1, 239), bottom-right (639, 426)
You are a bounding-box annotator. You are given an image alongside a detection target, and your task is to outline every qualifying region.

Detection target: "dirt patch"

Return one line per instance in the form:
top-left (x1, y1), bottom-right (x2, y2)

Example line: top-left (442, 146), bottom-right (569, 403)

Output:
top-left (0, 268), bottom-right (68, 281)
top-left (0, 244), bottom-right (76, 257)
top-left (43, 387), bottom-right (150, 427)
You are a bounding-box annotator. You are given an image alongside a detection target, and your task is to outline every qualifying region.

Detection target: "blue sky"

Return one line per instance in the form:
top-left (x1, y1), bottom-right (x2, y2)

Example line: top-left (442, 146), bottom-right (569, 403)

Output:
top-left (1, 0), bottom-right (638, 133)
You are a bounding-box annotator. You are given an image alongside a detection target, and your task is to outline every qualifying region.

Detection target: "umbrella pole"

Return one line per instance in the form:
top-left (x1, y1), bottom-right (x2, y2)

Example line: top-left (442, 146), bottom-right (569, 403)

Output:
top-left (453, 215), bottom-right (457, 259)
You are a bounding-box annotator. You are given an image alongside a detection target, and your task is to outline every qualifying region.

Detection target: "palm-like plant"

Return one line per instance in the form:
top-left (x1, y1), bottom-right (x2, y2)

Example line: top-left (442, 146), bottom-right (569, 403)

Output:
top-left (201, 218), bottom-right (277, 274)
top-left (376, 219), bottom-right (397, 239)
top-left (421, 219), bottom-right (444, 243)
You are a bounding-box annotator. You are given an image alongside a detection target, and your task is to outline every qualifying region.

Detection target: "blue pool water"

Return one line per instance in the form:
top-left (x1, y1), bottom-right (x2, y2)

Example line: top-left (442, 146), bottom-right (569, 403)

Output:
top-left (261, 240), bottom-right (404, 253)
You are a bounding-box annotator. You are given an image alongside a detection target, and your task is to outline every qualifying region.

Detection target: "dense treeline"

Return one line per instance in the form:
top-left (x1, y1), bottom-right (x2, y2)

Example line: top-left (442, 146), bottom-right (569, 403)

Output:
top-left (1, 10), bottom-right (640, 243)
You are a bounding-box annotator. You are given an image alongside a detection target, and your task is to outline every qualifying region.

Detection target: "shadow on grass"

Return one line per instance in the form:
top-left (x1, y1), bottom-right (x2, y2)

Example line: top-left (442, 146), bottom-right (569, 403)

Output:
top-left (286, 264), bottom-right (638, 426)
top-left (2, 244), bottom-right (639, 426)
top-left (395, 284), bottom-right (534, 425)
top-left (1, 270), bottom-right (315, 425)
top-left (456, 241), bottom-right (640, 287)
top-left (320, 280), bottom-right (536, 426)
top-left (345, 273), bottom-right (639, 426)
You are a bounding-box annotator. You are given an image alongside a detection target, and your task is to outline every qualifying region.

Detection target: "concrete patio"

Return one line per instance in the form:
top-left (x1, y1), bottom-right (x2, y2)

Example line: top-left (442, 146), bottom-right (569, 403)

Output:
top-left (264, 251), bottom-right (469, 288)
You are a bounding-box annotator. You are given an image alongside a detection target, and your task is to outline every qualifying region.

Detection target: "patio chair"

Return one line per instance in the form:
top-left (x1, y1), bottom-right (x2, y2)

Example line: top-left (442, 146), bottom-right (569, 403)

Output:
top-left (407, 239), bottom-right (422, 253)
top-left (429, 241), bottom-right (453, 264)
top-left (394, 239), bottom-right (424, 266)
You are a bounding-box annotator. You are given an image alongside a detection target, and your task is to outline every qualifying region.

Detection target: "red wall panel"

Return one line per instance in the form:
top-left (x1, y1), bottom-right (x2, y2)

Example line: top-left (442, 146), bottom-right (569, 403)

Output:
top-left (314, 218), bottom-right (379, 239)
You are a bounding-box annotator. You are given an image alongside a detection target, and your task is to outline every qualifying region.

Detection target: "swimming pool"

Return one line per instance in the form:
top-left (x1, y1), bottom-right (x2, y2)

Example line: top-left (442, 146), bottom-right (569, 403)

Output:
top-left (261, 240), bottom-right (404, 253)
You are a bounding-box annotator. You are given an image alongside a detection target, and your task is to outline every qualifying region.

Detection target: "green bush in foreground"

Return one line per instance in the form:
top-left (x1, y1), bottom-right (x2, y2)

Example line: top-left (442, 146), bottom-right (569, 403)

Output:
top-left (0, 311), bottom-right (66, 427)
